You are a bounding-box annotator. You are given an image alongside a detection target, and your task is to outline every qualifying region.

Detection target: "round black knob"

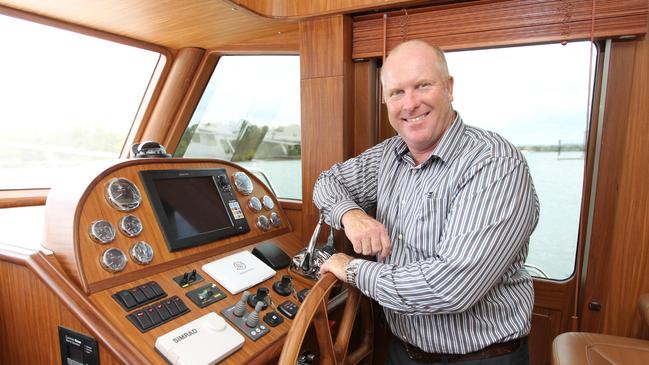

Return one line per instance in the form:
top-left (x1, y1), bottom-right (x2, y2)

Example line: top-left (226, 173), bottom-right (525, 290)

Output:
top-left (247, 287), bottom-right (269, 309)
top-left (273, 274), bottom-right (293, 296)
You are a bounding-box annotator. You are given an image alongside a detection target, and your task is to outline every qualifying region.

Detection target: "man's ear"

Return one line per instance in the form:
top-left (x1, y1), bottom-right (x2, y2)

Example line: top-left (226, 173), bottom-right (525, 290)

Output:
top-left (446, 76), bottom-right (455, 102)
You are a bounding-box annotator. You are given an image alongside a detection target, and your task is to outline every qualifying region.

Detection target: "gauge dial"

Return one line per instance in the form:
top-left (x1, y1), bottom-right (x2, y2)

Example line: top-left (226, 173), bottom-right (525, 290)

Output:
top-left (248, 197), bottom-right (262, 212)
top-left (105, 177), bottom-right (141, 211)
top-left (100, 248), bottom-right (128, 273)
top-left (119, 215), bottom-right (143, 237)
top-left (262, 195), bottom-right (275, 210)
top-left (232, 172), bottom-right (253, 195)
top-left (269, 212), bottom-right (282, 227)
top-left (256, 215), bottom-right (270, 231)
top-left (130, 241), bottom-right (154, 265)
top-left (89, 220), bottom-right (116, 244)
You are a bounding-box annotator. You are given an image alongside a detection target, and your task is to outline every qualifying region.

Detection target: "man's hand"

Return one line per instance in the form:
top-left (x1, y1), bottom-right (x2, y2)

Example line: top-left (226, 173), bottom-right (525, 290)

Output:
top-left (319, 253), bottom-right (353, 281)
top-left (342, 209), bottom-right (391, 260)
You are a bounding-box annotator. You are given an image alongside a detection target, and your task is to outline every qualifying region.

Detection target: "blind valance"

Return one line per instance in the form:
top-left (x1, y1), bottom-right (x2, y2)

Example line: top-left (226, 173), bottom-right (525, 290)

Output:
top-left (352, 0), bottom-right (648, 58)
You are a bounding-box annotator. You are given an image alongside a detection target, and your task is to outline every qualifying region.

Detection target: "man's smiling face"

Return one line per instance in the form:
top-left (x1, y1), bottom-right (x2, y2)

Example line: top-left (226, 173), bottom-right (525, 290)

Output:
top-left (382, 42), bottom-right (455, 161)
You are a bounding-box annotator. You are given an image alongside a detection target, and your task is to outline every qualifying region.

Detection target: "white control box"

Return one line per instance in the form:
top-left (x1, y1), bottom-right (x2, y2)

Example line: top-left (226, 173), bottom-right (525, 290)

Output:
top-left (155, 312), bottom-right (244, 365)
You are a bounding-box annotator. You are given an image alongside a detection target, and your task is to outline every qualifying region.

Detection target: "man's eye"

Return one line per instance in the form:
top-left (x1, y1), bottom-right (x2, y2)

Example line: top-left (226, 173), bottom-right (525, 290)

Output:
top-left (418, 83), bottom-right (433, 89)
top-left (390, 90), bottom-right (404, 98)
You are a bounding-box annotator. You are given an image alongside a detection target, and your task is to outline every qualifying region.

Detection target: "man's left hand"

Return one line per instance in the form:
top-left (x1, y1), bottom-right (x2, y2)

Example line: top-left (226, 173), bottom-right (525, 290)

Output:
top-left (319, 253), bottom-right (353, 282)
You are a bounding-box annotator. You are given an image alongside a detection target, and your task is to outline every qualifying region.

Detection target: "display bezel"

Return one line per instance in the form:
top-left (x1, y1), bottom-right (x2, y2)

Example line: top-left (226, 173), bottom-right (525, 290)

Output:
top-left (139, 168), bottom-right (250, 252)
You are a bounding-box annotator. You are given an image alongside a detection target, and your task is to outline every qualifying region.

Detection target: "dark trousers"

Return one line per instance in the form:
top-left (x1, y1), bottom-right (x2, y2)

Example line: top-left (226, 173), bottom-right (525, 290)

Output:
top-left (384, 337), bottom-right (529, 365)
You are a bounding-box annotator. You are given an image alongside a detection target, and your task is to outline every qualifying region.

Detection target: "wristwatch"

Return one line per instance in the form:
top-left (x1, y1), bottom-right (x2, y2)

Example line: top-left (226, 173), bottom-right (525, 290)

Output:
top-left (345, 259), bottom-right (362, 286)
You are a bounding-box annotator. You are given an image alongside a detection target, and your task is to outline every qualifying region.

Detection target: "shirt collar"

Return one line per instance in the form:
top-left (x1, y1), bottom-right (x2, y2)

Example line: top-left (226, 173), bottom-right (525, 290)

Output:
top-left (393, 112), bottom-right (465, 166)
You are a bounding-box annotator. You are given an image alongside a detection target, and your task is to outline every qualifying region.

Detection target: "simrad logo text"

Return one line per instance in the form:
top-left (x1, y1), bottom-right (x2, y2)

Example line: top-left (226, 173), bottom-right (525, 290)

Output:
top-left (172, 328), bottom-right (198, 343)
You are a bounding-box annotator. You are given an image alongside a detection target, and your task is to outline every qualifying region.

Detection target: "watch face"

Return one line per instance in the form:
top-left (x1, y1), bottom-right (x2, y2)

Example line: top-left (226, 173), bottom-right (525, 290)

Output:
top-left (269, 212), bottom-right (281, 227)
top-left (119, 215), bottom-right (143, 237)
top-left (100, 248), bottom-right (128, 273)
top-left (262, 195), bottom-right (274, 210)
top-left (105, 177), bottom-right (141, 211)
top-left (89, 220), bottom-right (116, 244)
top-left (232, 172), bottom-right (253, 195)
top-left (130, 241), bottom-right (153, 265)
top-left (248, 197), bottom-right (262, 212)
top-left (256, 215), bottom-right (270, 231)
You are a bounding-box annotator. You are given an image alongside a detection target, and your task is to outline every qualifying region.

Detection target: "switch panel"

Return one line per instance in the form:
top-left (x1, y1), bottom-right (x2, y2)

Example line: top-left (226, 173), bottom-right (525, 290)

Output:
top-left (112, 281), bottom-right (166, 311)
top-left (127, 296), bottom-right (190, 333)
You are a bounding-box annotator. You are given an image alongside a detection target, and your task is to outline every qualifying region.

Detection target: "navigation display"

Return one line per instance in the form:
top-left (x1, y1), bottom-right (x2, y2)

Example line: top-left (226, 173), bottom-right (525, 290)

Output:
top-left (140, 169), bottom-right (250, 251)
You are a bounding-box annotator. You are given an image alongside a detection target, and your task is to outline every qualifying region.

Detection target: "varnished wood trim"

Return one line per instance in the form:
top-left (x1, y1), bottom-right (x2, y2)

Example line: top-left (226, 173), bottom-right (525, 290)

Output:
top-left (352, 0), bottom-right (649, 58)
top-left (44, 158), bottom-right (292, 294)
top-left (141, 47), bottom-right (205, 148)
top-left (27, 252), bottom-right (151, 365)
top-left (227, 0), bottom-right (433, 19)
top-left (280, 200), bottom-right (302, 210)
top-left (0, 189), bottom-right (48, 208)
top-left (0, 5), bottom-right (171, 57)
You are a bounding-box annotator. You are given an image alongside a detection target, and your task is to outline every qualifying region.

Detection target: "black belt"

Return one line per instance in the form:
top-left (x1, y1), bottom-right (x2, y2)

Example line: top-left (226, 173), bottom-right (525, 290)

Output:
top-left (402, 336), bottom-right (527, 363)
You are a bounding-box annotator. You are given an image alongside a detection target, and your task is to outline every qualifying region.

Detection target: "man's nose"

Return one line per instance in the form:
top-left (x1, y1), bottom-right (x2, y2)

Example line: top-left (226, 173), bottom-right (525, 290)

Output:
top-left (402, 90), bottom-right (420, 111)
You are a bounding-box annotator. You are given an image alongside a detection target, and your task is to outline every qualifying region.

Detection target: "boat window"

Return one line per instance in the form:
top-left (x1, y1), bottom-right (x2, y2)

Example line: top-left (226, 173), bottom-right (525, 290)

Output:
top-left (176, 55), bottom-right (301, 200)
top-left (446, 41), bottom-right (595, 280)
top-left (0, 14), bottom-right (162, 190)
top-left (0, 206), bottom-right (45, 250)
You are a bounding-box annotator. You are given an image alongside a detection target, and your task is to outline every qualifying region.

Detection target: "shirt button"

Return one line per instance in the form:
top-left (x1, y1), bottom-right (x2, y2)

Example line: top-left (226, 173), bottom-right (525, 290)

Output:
top-left (401, 200), bottom-right (406, 205)
top-left (398, 234), bottom-right (403, 240)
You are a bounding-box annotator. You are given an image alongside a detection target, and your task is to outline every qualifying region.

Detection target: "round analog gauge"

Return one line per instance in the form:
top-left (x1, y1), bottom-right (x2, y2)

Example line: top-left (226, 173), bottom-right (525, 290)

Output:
top-left (248, 197), bottom-right (262, 212)
top-left (256, 215), bottom-right (270, 231)
top-left (105, 177), bottom-right (141, 211)
top-left (119, 215), bottom-right (143, 237)
top-left (130, 241), bottom-right (154, 265)
top-left (89, 220), bottom-right (116, 244)
top-left (269, 212), bottom-right (282, 227)
top-left (100, 248), bottom-right (128, 273)
top-left (262, 195), bottom-right (275, 210)
top-left (232, 172), bottom-right (253, 195)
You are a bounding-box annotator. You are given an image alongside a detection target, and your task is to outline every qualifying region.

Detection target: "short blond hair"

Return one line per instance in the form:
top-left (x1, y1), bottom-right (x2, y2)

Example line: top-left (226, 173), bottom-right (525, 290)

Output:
top-left (381, 40), bottom-right (450, 84)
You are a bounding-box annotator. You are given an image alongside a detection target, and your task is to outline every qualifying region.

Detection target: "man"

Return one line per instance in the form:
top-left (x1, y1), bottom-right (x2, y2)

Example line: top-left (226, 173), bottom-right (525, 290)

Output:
top-left (317, 40), bottom-right (539, 364)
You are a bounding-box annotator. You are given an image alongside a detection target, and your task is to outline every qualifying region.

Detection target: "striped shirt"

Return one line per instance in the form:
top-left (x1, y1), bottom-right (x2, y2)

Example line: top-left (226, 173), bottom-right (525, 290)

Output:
top-left (313, 114), bottom-right (539, 354)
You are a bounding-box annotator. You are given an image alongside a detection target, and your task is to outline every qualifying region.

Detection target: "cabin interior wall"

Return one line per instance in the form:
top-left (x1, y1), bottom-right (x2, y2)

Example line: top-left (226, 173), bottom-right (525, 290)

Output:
top-left (0, 259), bottom-right (123, 365)
top-left (299, 15), bottom-right (354, 237)
top-left (580, 34), bottom-right (649, 338)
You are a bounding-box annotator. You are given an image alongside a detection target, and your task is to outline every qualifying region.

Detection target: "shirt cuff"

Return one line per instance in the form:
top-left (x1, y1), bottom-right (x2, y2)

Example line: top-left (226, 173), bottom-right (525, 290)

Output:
top-left (354, 260), bottom-right (383, 298)
top-left (330, 200), bottom-right (362, 230)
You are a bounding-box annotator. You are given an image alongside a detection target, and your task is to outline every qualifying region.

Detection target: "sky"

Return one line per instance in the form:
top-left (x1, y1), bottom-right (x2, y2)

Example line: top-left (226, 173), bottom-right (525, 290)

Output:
top-left (191, 55), bottom-right (302, 130)
top-left (448, 41), bottom-right (595, 146)
top-left (0, 13), bottom-right (160, 137)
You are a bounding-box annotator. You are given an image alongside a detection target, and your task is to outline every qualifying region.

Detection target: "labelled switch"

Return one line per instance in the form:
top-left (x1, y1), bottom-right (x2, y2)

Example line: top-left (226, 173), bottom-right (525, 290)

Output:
top-left (278, 300), bottom-right (299, 320)
top-left (273, 275), bottom-right (293, 296)
top-left (173, 269), bottom-right (204, 288)
top-left (263, 311), bottom-right (284, 327)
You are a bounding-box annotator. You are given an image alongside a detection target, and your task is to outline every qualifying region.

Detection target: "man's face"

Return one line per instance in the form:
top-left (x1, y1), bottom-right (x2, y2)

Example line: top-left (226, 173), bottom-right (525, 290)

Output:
top-left (382, 46), bottom-right (455, 157)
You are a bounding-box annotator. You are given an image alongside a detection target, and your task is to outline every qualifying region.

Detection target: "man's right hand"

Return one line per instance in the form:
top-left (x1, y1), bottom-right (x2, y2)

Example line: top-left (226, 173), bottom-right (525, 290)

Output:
top-left (341, 209), bottom-right (391, 261)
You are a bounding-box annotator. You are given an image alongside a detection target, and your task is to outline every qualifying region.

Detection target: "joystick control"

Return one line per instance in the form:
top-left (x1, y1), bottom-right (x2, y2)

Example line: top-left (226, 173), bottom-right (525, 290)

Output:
top-left (233, 291), bottom-right (250, 317)
top-left (273, 275), bottom-right (293, 296)
top-left (247, 287), bottom-right (269, 310)
top-left (246, 302), bottom-right (264, 327)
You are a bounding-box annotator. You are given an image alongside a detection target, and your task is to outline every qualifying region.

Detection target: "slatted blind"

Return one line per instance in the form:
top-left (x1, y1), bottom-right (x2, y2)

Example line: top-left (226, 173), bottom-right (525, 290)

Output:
top-left (352, 0), bottom-right (648, 58)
